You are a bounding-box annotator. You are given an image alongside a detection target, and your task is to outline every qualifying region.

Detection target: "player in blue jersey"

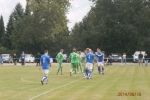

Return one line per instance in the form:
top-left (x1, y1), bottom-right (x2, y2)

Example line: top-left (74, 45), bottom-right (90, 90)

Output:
top-left (40, 50), bottom-right (52, 85)
top-left (95, 48), bottom-right (105, 75)
top-left (85, 48), bottom-right (94, 79)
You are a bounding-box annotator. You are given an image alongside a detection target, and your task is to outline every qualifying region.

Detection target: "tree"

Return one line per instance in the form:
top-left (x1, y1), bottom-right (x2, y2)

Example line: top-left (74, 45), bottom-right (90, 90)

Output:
top-left (4, 3), bottom-right (24, 49)
top-left (71, 0), bottom-right (150, 55)
top-left (11, 0), bottom-right (70, 55)
top-left (0, 15), bottom-right (5, 45)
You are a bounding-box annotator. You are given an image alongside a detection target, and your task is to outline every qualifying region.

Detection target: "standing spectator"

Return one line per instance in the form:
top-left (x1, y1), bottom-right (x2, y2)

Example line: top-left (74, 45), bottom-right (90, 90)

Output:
top-left (144, 53), bottom-right (148, 66)
top-left (13, 53), bottom-right (17, 65)
top-left (0, 54), bottom-right (3, 64)
top-left (107, 55), bottom-right (112, 65)
top-left (36, 52), bottom-right (41, 66)
top-left (21, 51), bottom-right (25, 66)
top-left (138, 51), bottom-right (143, 66)
top-left (122, 53), bottom-right (127, 64)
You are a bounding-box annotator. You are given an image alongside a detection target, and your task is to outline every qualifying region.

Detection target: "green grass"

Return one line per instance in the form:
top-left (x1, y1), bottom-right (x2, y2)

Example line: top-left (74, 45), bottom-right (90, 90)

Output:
top-left (0, 63), bottom-right (150, 100)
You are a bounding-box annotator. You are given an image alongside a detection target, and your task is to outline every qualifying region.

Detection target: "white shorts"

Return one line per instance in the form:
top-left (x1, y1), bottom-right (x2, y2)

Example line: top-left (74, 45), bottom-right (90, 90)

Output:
top-left (97, 62), bottom-right (104, 66)
top-left (86, 63), bottom-right (93, 70)
top-left (43, 69), bottom-right (49, 75)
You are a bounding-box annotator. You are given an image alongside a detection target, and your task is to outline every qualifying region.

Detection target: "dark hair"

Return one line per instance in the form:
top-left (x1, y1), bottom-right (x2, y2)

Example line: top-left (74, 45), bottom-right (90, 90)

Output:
top-left (44, 50), bottom-right (48, 53)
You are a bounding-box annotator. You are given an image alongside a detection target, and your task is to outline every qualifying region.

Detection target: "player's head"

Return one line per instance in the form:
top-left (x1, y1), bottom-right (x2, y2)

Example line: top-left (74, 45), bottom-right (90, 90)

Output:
top-left (97, 48), bottom-right (101, 52)
top-left (22, 51), bottom-right (24, 54)
top-left (60, 49), bottom-right (64, 53)
top-left (44, 50), bottom-right (48, 55)
top-left (86, 48), bottom-right (90, 53)
top-left (73, 48), bottom-right (76, 52)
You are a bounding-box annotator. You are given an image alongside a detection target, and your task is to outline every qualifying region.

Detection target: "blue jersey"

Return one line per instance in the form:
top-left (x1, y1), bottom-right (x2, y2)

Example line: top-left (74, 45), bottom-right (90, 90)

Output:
top-left (95, 52), bottom-right (104, 62)
top-left (40, 54), bottom-right (51, 69)
top-left (86, 52), bottom-right (94, 63)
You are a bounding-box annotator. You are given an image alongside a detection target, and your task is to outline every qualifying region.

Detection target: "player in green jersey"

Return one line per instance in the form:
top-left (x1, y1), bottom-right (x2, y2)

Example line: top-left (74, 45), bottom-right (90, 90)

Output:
top-left (69, 48), bottom-right (78, 76)
top-left (56, 49), bottom-right (64, 75)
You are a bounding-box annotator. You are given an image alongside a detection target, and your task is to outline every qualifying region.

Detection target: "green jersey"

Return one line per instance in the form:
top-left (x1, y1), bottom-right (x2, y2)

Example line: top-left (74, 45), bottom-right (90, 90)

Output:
top-left (69, 52), bottom-right (78, 64)
top-left (56, 52), bottom-right (64, 63)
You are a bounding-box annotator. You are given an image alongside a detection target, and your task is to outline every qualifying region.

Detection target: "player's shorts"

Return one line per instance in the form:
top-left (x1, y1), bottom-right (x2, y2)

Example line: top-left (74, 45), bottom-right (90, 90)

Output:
top-left (97, 62), bottom-right (104, 66)
top-left (43, 69), bottom-right (49, 75)
top-left (86, 63), bottom-right (93, 70)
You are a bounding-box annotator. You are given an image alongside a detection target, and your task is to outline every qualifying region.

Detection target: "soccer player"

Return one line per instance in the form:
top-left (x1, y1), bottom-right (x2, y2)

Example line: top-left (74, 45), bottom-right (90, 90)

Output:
top-left (85, 48), bottom-right (94, 79)
top-left (69, 48), bottom-right (78, 76)
top-left (40, 50), bottom-right (52, 85)
top-left (56, 49), bottom-right (64, 75)
top-left (95, 48), bottom-right (105, 75)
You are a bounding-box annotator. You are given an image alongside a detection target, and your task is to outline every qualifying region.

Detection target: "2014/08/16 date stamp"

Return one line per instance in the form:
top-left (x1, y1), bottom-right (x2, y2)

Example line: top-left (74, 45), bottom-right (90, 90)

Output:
top-left (117, 91), bottom-right (141, 96)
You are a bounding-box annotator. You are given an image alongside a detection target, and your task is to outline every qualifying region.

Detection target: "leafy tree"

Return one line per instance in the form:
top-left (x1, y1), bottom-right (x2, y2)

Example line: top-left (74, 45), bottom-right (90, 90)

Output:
top-left (4, 3), bottom-right (24, 49)
top-left (11, 0), bottom-right (70, 55)
top-left (0, 15), bottom-right (5, 45)
top-left (71, 0), bottom-right (150, 55)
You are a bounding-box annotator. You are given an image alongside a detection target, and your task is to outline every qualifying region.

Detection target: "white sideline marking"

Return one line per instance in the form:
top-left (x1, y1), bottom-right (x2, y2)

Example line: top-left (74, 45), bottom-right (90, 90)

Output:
top-left (29, 79), bottom-right (80, 100)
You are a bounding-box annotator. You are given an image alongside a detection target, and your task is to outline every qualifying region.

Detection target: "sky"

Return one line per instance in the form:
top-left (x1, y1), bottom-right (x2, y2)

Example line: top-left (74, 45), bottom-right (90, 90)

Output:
top-left (0, 0), bottom-right (93, 30)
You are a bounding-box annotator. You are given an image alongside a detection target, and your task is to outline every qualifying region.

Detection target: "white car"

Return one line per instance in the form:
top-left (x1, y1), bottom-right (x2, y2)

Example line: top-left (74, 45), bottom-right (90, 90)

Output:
top-left (19, 54), bottom-right (35, 63)
top-left (111, 53), bottom-right (122, 62)
top-left (133, 51), bottom-right (145, 62)
top-left (1, 54), bottom-right (13, 63)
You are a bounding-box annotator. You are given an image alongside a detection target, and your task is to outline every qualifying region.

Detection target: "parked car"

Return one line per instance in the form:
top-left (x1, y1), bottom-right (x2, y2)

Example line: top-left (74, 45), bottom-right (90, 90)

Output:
top-left (1, 54), bottom-right (13, 63)
top-left (133, 51), bottom-right (145, 62)
top-left (63, 54), bottom-right (68, 62)
top-left (110, 53), bottom-right (122, 62)
top-left (19, 54), bottom-right (35, 63)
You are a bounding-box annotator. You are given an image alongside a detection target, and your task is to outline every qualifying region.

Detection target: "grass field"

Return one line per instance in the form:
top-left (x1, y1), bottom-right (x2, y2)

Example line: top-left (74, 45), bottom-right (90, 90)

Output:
top-left (0, 63), bottom-right (150, 100)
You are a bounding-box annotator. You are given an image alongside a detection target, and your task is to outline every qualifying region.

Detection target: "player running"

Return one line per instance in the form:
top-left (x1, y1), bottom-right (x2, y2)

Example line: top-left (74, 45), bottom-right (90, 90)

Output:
top-left (40, 50), bottom-right (52, 85)
top-left (56, 49), bottom-right (64, 75)
top-left (95, 48), bottom-right (105, 75)
top-left (85, 48), bottom-right (94, 79)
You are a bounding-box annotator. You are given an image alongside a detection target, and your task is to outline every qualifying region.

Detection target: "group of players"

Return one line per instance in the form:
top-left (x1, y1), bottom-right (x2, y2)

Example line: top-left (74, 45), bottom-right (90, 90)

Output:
top-left (40, 48), bottom-right (105, 85)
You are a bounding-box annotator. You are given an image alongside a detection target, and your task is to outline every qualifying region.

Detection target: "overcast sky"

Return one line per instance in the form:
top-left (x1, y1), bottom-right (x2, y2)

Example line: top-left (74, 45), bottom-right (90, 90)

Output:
top-left (0, 0), bottom-right (93, 30)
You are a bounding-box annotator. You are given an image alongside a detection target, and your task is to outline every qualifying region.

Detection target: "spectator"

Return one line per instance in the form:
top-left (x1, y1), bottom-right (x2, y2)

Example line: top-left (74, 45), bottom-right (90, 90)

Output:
top-left (21, 51), bottom-right (25, 66)
top-left (36, 52), bottom-right (41, 66)
top-left (138, 51), bottom-right (143, 66)
top-left (144, 53), bottom-right (148, 66)
top-left (13, 53), bottom-right (17, 65)
top-left (0, 54), bottom-right (3, 64)
top-left (122, 53), bottom-right (127, 64)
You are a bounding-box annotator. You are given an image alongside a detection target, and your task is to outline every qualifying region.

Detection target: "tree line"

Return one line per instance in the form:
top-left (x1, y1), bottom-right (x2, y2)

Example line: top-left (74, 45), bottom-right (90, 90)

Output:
top-left (0, 0), bottom-right (150, 56)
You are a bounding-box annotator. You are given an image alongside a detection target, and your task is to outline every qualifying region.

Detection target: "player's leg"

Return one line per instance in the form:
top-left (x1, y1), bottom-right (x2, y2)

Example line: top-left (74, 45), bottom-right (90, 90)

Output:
top-left (79, 63), bottom-right (83, 73)
top-left (84, 63), bottom-right (89, 78)
top-left (87, 63), bottom-right (93, 79)
top-left (41, 69), bottom-right (49, 85)
top-left (60, 63), bottom-right (63, 75)
top-left (100, 62), bottom-right (104, 74)
top-left (101, 63), bottom-right (105, 75)
top-left (57, 62), bottom-right (62, 75)
top-left (70, 63), bottom-right (73, 76)
top-left (74, 63), bottom-right (77, 74)
top-left (97, 62), bottom-right (101, 74)
top-left (76, 63), bottom-right (79, 73)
